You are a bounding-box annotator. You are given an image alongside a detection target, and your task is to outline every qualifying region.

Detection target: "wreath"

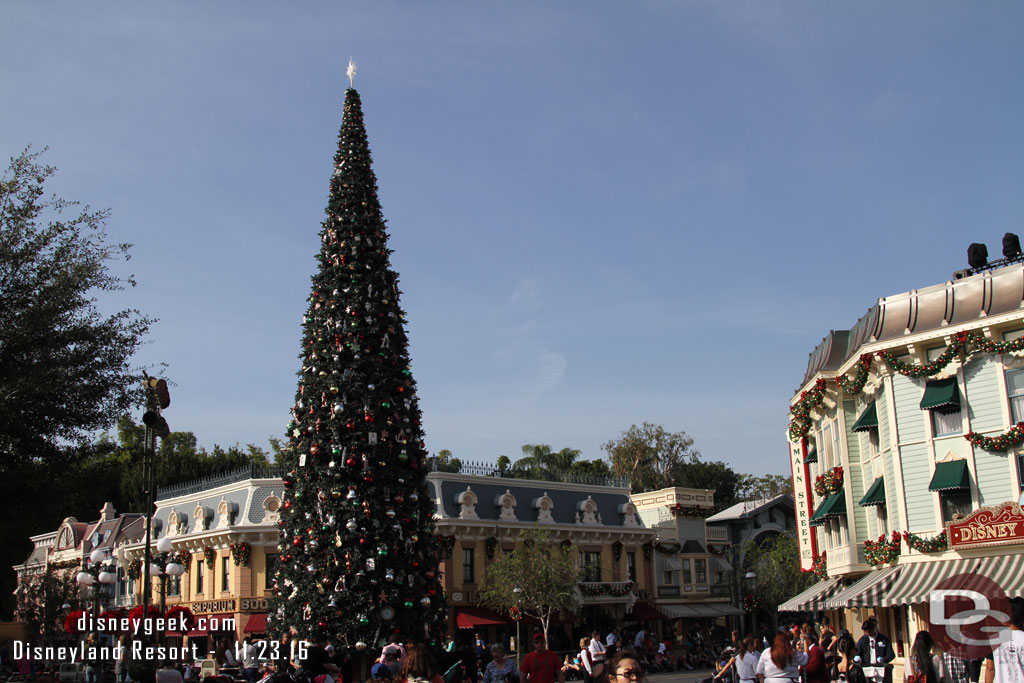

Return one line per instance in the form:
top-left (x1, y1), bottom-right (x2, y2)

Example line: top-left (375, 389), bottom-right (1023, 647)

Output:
top-left (438, 535), bottom-right (456, 557)
top-left (485, 537), bottom-right (498, 560)
top-left (863, 532), bottom-right (902, 566)
top-left (127, 558), bottom-right (142, 581)
top-left (810, 552), bottom-right (828, 580)
top-left (814, 467), bottom-right (843, 497)
top-left (178, 548), bottom-right (192, 571)
top-left (204, 547), bottom-right (216, 569)
top-left (230, 542), bottom-right (251, 566)
top-left (611, 541), bottom-right (624, 561)
top-left (742, 595), bottom-right (762, 613)
top-left (641, 542), bottom-right (654, 560)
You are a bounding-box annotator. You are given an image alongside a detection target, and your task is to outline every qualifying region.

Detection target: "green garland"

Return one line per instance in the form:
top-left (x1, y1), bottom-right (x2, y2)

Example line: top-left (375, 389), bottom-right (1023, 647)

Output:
top-left (813, 467), bottom-right (843, 498)
top-left (903, 530), bottom-right (948, 553)
top-left (790, 329), bottom-right (1024, 442)
top-left (230, 541), bottom-right (251, 566)
top-left (204, 546), bottom-right (216, 569)
top-left (654, 541), bottom-right (681, 554)
top-left (178, 549), bottom-right (192, 572)
top-left (438, 534), bottom-right (456, 557)
top-left (485, 536), bottom-right (498, 560)
top-left (863, 532), bottom-right (901, 566)
top-left (667, 503), bottom-right (717, 519)
top-left (611, 541), bottom-right (624, 561)
top-left (966, 422), bottom-right (1024, 452)
top-left (127, 558), bottom-right (142, 581)
top-left (641, 541), bottom-right (654, 560)
top-left (810, 552), bottom-right (827, 580)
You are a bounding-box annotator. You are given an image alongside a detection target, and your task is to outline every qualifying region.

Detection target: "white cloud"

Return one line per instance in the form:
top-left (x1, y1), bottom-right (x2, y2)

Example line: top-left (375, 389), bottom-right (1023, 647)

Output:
top-left (510, 277), bottom-right (542, 306)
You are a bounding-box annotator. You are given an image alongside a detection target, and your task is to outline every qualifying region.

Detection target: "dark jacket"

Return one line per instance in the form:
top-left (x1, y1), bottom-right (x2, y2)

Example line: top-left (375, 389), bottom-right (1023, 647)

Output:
top-left (855, 634), bottom-right (895, 666)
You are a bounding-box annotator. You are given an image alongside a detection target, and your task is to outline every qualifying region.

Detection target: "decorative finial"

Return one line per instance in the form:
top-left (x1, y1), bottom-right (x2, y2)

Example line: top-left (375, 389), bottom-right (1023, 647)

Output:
top-left (347, 58), bottom-right (357, 88)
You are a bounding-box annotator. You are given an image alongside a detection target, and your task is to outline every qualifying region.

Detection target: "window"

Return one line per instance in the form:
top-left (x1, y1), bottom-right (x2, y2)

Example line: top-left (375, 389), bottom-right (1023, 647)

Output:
top-left (195, 562), bottom-right (204, 594)
top-left (1006, 369), bottom-right (1024, 423)
top-left (167, 575), bottom-right (181, 597)
top-left (663, 570), bottom-right (676, 585)
top-left (695, 559), bottom-right (707, 584)
top-left (626, 552), bottom-right (636, 582)
top-left (932, 409), bottom-right (962, 436)
top-left (581, 551), bottom-right (601, 583)
top-left (877, 505), bottom-right (888, 536)
top-left (462, 548), bottom-right (474, 584)
top-left (819, 422), bottom-right (835, 469)
top-left (222, 557), bottom-right (230, 592)
top-left (265, 554), bottom-right (278, 590)
top-left (868, 429), bottom-right (879, 457)
top-left (940, 490), bottom-right (973, 524)
top-left (681, 559), bottom-right (692, 584)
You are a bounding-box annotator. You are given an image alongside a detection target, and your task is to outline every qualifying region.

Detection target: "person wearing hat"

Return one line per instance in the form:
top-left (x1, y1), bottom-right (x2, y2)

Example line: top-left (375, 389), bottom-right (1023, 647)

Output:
top-left (855, 619), bottom-right (894, 683)
top-left (522, 633), bottom-right (563, 683)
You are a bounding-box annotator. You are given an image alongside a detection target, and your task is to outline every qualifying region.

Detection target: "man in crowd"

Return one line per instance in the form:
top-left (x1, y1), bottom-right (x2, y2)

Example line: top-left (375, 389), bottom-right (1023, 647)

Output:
top-left (983, 598), bottom-right (1024, 683)
top-left (522, 633), bottom-right (564, 683)
top-left (856, 619), bottom-right (895, 683)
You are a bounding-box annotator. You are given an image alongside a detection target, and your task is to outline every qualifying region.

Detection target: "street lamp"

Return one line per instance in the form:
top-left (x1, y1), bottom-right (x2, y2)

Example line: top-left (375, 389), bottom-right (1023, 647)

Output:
top-left (513, 586), bottom-right (523, 667)
top-left (151, 537), bottom-right (187, 618)
top-left (743, 572), bottom-right (757, 636)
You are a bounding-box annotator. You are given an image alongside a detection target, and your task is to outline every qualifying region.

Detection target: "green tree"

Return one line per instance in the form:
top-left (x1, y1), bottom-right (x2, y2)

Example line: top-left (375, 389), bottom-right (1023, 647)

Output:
top-left (568, 459), bottom-right (612, 479)
top-left (270, 87), bottom-right (445, 650)
top-left (512, 444), bottom-right (581, 480)
top-left (432, 448), bottom-right (463, 473)
top-left (602, 423), bottom-right (701, 493)
top-left (742, 531), bottom-right (814, 620)
top-left (0, 147), bottom-right (154, 465)
top-left (495, 455), bottom-right (512, 475)
top-left (737, 473), bottom-right (790, 502)
top-left (479, 529), bottom-right (581, 642)
top-left (675, 460), bottom-right (742, 508)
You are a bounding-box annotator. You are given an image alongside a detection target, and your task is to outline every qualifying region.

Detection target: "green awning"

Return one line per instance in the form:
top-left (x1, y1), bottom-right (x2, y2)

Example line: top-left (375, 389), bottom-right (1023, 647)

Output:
top-left (809, 491), bottom-right (846, 526)
top-left (920, 378), bottom-right (961, 412)
top-left (928, 460), bottom-right (970, 492)
top-left (851, 403), bottom-right (878, 432)
top-left (859, 477), bottom-right (886, 507)
top-left (804, 445), bottom-right (818, 464)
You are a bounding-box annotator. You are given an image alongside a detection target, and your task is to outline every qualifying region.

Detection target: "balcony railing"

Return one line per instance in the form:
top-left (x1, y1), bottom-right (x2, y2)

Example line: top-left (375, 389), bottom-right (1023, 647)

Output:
top-left (706, 527), bottom-right (729, 542)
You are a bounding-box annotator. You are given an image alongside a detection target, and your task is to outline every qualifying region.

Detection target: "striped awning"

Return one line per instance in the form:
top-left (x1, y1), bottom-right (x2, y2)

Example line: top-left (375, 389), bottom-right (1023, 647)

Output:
top-left (714, 556), bottom-right (733, 572)
top-left (878, 558), bottom-right (981, 608)
top-left (972, 554), bottom-right (1024, 599)
top-left (778, 576), bottom-right (845, 612)
top-left (663, 557), bottom-right (682, 571)
top-left (825, 566), bottom-right (901, 609)
top-left (660, 604), bottom-right (700, 618)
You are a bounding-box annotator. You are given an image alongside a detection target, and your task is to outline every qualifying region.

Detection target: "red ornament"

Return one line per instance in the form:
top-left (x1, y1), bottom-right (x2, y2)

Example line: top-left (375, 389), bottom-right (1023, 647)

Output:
top-left (293, 537), bottom-right (303, 546)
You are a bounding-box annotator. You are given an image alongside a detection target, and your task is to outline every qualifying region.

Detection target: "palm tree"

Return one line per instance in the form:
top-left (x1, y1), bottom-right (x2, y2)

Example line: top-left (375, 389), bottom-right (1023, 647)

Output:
top-left (512, 444), bottom-right (581, 480)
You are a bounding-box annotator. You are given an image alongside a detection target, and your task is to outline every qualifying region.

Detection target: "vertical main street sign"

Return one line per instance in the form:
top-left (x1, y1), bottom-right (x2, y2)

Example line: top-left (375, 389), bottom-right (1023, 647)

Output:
top-left (790, 438), bottom-right (817, 571)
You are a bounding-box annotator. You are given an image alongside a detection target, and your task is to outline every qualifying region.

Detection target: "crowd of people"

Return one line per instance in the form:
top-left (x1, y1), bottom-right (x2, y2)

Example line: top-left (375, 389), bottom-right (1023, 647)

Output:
top-left (4, 598), bottom-right (1022, 683)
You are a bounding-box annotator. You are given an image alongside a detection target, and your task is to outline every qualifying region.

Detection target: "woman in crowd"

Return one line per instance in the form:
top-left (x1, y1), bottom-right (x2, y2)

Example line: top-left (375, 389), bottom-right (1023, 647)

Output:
top-left (482, 644), bottom-right (519, 683)
top-left (712, 636), bottom-right (758, 683)
top-left (905, 631), bottom-right (951, 683)
top-left (578, 638), bottom-right (595, 683)
top-left (756, 632), bottom-right (808, 682)
top-left (606, 651), bottom-right (646, 683)
top-left (832, 634), bottom-right (866, 683)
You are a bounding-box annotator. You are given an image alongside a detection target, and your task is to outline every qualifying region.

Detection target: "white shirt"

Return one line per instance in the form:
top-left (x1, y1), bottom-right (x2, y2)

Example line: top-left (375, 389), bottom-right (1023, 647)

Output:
top-left (736, 652), bottom-right (759, 681)
top-left (588, 639), bottom-right (606, 662)
top-left (869, 638), bottom-right (877, 665)
top-left (756, 648), bottom-right (807, 681)
top-left (990, 629), bottom-right (1024, 683)
top-left (634, 631), bottom-right (646, 649)
top-left (605, 634), bottom-right (618, 647)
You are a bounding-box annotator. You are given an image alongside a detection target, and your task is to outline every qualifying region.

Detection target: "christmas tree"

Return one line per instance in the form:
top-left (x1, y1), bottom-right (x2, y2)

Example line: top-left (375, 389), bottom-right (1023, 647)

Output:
top-left (270, 83), bottom-right (446, 653)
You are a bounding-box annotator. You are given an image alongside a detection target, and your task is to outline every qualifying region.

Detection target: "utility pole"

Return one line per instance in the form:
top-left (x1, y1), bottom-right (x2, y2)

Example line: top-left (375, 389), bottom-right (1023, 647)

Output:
top-left (141, 375), bottom-right (171, 614)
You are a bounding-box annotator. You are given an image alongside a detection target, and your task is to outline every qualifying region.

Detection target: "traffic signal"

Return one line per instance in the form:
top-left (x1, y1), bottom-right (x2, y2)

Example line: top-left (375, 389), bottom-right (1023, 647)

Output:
top-left (142, 411), bottom-right (170, 438)
top-left (146, 377), bottom-right (171, 409)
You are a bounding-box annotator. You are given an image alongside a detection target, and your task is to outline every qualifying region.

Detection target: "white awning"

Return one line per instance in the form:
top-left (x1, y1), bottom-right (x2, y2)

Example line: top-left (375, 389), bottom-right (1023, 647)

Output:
top-left (826, 567), bottom-right (900, 609)
top-left (663, 558), bottom-right (682, 571)
top-left (714, 556), bottom-right (732, 572)
top-left (778, 577), bottom-right (844, 612)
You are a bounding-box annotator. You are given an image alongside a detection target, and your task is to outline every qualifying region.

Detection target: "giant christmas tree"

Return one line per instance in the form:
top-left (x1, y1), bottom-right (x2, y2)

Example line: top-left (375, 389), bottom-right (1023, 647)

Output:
top-left (270, 84), bottom-right (446, 652)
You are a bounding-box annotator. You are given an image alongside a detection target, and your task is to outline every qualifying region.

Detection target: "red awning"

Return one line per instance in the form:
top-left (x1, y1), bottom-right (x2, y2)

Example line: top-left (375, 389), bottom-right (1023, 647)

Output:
top-left (628, 603), bottom-right (667, 621)
top-left (455, 607), bottom-right (507, 629)
top-left (244, 613), bottom-right (268, 634)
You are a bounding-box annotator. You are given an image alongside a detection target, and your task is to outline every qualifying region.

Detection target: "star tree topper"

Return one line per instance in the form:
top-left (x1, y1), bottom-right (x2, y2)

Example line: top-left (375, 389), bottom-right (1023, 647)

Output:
top-left (347, 58), bottom-right (357, 88)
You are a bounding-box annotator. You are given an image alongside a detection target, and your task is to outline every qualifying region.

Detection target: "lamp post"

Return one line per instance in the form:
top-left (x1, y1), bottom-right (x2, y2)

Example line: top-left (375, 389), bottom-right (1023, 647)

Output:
top-left (513, 586), bottom-right (523, 667)
top-left (743, 572), bottom-right (757, 636)
top-left (77, 549), bottom-right (116, 683)
top-left (149, 536), bottom-right (186, 647)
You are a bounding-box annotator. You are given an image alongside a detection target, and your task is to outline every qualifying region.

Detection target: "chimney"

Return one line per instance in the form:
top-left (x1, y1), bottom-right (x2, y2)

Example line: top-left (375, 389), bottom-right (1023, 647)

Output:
top-left (99, 501), bottom-right (116, 522)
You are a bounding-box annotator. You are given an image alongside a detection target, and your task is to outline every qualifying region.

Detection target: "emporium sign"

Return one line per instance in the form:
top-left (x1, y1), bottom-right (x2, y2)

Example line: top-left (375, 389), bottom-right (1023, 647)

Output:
top-left (948, 501), bottom-right (1024, 549)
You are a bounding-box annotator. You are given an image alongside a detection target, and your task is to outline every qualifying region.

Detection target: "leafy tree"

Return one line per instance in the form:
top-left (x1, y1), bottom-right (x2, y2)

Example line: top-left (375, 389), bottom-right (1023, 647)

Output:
top-left (741, 531), bottom-right (814, 621)
top-left (479, 528), bottom-right (581, 642)
top-left (602, 423), bottom-right (702, 493)
top-left (15, 564), bottom-right (83, 645)
top-left (495, 455), bottom-right (512, 475)
top-left (432, 448), bottom-right (463, 473)
top-left (568, 458), bottom-right (612, 479)
top-left (0, 147), bottom-right (153, 618)
top-left (737, 473), bottom-right (790, 502)
top-left (674, 459), bottom-right (742, 508)
top-left (0, 147), bottom-right (154, 465)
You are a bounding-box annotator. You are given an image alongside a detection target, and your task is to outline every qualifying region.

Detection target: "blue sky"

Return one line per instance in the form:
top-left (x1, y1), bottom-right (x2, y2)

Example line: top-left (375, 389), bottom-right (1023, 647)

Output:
top-left (3, 2), bottom-right (1022, 478)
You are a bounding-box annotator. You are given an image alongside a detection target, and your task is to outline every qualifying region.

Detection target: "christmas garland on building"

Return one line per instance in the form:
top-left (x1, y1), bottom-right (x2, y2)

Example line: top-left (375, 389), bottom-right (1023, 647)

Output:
top-left (509, 605), bottom-right (522, 621)
top-left (579, 582), bottom-right (635, 597)
top-left (813, 467), bottom-right (844, 498)
top-left (204, 547), bottom-right (216, 569)
top-left (230, 542), bottom-right (251, 566)
top-left (667, 503), bottom-right (717, 519)
top-left (903, 530), bottom-right (948, 553)
top-left (127, 558), bottom-right (142, 581)
top-left (642, 542), bottom-right (654, 560)
top-left (612, 541), bottom-right (624, 561)
top-left (965, 422), bottom-right (1024, 452)
top-left (863, 532), bottom-right (902, 566)
top-left (438, 534), bottom-right (456, 557)
top-left (49, 559), bottom-right (82, 571)
top-left (485, 536), bottom-right (498, 560)
top-left (790, 329), bottom-right (1024, 442)
top-left (811, 552), bottom-right (828, 580)
top-left (655, 541), bottom-right (681, 554)
top-left (742, 594), bottom-right (762, 613)
top-left (178, 548), bottom-right (192, 572)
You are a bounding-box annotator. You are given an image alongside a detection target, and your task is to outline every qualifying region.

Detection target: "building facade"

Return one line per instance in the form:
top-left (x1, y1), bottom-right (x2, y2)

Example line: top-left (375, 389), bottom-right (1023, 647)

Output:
top-left (630, 488), bottom-right (742, 624)
top-left (781, 261), bottom-right (1024, 674)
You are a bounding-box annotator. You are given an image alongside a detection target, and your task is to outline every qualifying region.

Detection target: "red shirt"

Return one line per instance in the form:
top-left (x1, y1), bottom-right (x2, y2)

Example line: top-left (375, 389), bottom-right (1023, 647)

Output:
top-left (804, 643), bottom-right (828, 683)
top-left (522, 650), bottom-right (561, 683)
